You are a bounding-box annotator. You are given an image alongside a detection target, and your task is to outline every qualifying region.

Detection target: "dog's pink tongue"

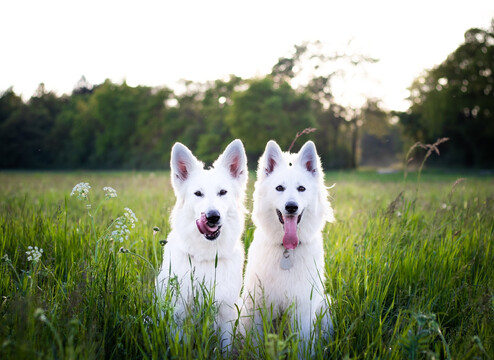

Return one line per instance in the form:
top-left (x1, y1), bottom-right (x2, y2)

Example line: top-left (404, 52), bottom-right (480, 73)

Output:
top-left (196, 213), bottom-right (219, 235)
top-left (282, 216), bottom-right (299, 249)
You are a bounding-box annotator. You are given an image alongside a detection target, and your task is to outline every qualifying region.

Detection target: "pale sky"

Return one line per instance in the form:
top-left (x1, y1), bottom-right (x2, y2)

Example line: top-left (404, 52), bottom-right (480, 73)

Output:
top-left (1, 0), bottom-right (493, 111)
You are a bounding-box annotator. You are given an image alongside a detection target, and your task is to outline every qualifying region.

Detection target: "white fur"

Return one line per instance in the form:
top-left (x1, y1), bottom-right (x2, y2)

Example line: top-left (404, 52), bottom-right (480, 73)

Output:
top-left (156, 139), bottom-right (248, 349)
top-left (241, 140), bottom-right (334, 349)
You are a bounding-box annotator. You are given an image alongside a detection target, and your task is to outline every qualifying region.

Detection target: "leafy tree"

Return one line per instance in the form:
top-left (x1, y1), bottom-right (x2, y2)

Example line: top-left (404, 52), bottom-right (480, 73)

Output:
top-left (0, 87), bottom-right (23, 126)
top-left (87, 80), bottom-right (149, 167)
top-left (313, 103), bottom-right (350, 168)
top-left (271, 41), bottom-right (379, 168)
top-left (157, 81), bottom-right (202, 149)
top-left (0, 84), bottom-right (65, 168)
top-left (360, 100), bottom-right (402, 167)
top-left (227, 77), bottom-right (315, 162)
top-left (271, 43), bottom-right (309, 86)
top-left (402, 20), bottom-right (494, 167)
top-left (54, 92), bottom-right (94, 168)
top-left (72, 75), bottom-right (94, 96)
top-left (128, 87), bottom-right (179, 169)
top-left (0, 42), bottom-right (406, 170)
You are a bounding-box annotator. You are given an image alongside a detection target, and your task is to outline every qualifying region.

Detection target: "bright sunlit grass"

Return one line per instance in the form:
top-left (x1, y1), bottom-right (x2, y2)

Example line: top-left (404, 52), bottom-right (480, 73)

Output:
top-left (0, 170), bottom-right (493, 359)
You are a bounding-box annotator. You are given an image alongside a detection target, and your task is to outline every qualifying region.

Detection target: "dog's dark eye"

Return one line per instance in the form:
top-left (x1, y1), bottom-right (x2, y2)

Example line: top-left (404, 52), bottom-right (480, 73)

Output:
top-left (275, 185), bottom-right (285, 192)
top-left (218, 189), bottom-right (227, 196)
top-left (194, 191), bottom-right (203, 197)
top-left (297, 186), bottom-right (306, 192)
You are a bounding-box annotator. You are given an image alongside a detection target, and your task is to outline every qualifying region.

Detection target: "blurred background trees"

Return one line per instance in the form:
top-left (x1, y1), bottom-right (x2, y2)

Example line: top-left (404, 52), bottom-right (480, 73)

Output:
top-left (1, 20), bottom-right (492, 170)
top-left (400, 20), bottom-right (494, 168)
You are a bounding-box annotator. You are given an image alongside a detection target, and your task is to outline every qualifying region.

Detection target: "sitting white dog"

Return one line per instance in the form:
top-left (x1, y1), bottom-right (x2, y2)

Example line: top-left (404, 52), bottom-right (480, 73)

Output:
top-left (156, 139), bottom-right (248, 349)
top-left (241, 140), bottom-right (334, 351)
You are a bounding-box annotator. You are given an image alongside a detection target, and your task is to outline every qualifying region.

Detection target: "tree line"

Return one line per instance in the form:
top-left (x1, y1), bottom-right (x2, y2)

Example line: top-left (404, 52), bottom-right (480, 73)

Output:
top-left (400, 20), bottom-right (494, 168)
top-left (1, 21), bottom-right (492, 170)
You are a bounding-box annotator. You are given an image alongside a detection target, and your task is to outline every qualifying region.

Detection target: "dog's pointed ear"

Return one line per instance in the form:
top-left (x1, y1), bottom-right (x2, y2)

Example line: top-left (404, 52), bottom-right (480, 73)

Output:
top-left (260, 140), bottom-right (283, 177)
top-left (215, 139), bottom-right (247, 183)
top-left (297, 141), bottom-right (320, 176)
top-left (171, 142), bottom-right (201, 188)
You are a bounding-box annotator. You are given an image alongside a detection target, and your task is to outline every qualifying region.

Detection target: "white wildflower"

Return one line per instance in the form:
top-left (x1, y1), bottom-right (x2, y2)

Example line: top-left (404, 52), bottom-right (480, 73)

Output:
top-left (1, 254), bottom-right (11, 264)
top-left (26, 246), bottom-right (43, 263)
top-left (111, 207), bottom-right (138, 243)
top-left (123, 207), bottom-right (138, 229)
top-left (103, 186), bottom-right (118, 199)
top-left (34, 308), bottom-right (48, 322)
top-left (70, 182), bottom-right (91, 200)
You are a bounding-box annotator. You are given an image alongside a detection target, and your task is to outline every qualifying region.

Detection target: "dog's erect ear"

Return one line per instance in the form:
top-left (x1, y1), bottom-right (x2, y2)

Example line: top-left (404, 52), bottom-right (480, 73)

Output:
top-left (261, 140), bottom-right (283, 176)
top-left (170, 142), bottom-right (201, 187)
top-left (215, 139), bottom-right (247, 182)
top-left (298, 141), bottom-right (319, 176)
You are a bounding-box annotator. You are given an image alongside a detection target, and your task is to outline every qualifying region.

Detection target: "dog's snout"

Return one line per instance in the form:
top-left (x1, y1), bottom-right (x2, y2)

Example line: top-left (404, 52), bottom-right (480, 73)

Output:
top-left (206, 210), bottom-right (221, 224)
top-left (285, 201), bottom-right (298, 214)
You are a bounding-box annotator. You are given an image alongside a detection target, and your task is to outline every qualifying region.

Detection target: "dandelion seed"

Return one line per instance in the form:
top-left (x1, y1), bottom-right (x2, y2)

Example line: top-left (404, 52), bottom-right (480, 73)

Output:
top-left (26, 246), bottom-right (43, 264)
top-left (70, 182), bottom-right (91, 200)
top-left (103, 186), bottom-right (118, 199)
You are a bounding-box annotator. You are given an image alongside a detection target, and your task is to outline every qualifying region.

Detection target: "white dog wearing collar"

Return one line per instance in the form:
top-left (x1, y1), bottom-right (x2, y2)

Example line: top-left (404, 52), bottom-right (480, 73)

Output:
top-left (241, 140), bottom-right (334, 350)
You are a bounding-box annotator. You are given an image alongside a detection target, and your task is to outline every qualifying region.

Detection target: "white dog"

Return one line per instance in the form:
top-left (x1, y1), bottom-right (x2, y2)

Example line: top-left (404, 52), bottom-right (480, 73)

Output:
top-left (241, 140), bottom-right (334, 350)
top-left (156, 139), bottom-right (248, 349)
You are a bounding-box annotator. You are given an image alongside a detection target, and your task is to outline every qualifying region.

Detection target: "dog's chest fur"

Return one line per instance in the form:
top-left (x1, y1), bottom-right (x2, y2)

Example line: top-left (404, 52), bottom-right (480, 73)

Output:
top-left (245, 229), bottom-right (325, 308)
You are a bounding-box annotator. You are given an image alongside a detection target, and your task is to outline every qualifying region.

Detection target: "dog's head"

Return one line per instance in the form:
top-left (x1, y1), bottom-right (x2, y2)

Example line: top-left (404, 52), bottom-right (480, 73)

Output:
top-left (170, 139), bottom-right (248, 243)
top-left (253, 140), bottom-right (334, 248)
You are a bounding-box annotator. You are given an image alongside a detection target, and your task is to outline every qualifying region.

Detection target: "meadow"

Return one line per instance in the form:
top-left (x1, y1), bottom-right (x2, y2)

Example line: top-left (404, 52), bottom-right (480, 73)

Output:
top-left (0, 170), bottom-right (493, 359)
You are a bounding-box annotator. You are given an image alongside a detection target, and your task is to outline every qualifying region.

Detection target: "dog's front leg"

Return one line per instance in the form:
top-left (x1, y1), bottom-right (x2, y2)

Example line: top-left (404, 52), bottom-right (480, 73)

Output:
top-left (292, 304), bottom-right (315, 356)
top-left (216, 302), bottom-right (237, 351)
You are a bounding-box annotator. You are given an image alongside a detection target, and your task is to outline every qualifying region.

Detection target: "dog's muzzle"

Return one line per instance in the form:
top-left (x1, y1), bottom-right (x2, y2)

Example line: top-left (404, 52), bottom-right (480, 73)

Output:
top-left (196, 211), bottom-right (222, 240)
top-left (276, 208), bottom-right (303, 225)
top-left (276, 203), bottom-right (303, 250)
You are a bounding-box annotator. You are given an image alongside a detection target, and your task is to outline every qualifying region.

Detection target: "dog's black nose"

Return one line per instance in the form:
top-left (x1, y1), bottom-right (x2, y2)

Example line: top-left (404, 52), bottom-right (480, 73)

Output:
top-left (206, 210), bottom-right (220, 225)
top-left (285, 201), bottom-right (298, 214)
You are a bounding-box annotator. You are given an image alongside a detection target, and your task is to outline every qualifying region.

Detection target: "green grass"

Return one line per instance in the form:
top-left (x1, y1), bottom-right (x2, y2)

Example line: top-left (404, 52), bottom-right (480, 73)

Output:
top-left (1, 170), bottom-right (493, 359)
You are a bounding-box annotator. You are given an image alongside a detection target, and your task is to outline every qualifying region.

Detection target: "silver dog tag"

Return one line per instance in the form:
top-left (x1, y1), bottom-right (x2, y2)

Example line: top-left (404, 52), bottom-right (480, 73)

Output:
top-left (280, 249), bottom-right (293, 270)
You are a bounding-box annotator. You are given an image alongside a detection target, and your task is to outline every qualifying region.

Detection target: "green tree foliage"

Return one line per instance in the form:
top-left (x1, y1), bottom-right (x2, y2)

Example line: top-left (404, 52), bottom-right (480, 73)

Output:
top-left (87, 81), bottom-right (147, 167)
top-left (16, 32), bottom-right (494, 170)
top-left (0, 84), bottom-right (66, 168)
top-left (0, 87), bottom-right (23, 126)
top-left (360, 100), bottom-right (403, 167)
top-left (402, 20), bottom-right (494, 167)
top-left (195, 76), bottom-right (244, 164)
top-left (226, 77), bottom-right (315, 161)
top-left (0, 74), bottom-right (401, 170)
top-left (313, 103), bottom-right (352, 169)
top-left (128, 87), bottom-right (176, 168)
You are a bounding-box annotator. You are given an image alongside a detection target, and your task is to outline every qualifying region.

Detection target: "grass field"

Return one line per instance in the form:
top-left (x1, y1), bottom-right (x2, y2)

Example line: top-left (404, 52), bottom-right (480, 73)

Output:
top-left (1, 170), bottom-right (493, 359)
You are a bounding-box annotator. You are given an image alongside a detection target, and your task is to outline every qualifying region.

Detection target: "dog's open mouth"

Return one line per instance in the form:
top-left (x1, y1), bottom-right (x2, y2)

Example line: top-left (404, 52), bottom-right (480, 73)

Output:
top-left (196, 213), bottom-right (221, 240)
top-left (276, 209), bottom-right (303, 250)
